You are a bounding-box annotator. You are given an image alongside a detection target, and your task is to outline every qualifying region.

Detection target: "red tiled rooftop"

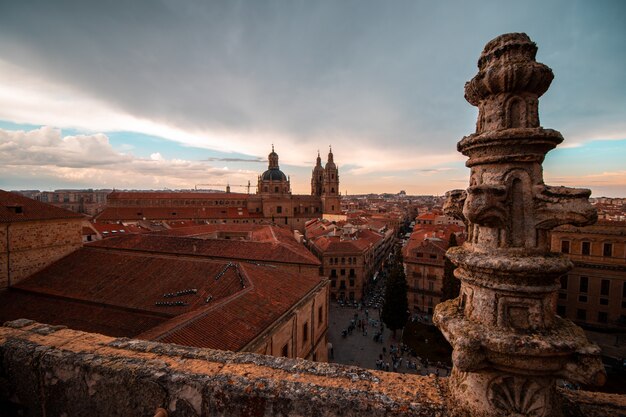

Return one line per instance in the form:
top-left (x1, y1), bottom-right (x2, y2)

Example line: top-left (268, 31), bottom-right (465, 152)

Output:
top-left (107, 191), bottom-right (249, 200)
top-left (0, 244), bottom-right (324, 351)
top-left (0, 190), bottom-right (83, 223)
top-left (95, 206), bottom-right (262, 221)
top-left (88, 232), bottom-right (320, 266)
top-left (141, 263), bottom-right (325, 350)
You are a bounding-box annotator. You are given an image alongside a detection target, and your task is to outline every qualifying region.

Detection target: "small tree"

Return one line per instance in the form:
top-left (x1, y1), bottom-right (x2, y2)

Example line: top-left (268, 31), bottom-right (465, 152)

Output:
top-left (441, 233), bottom-right (461, 301)
top-left (382, 246), bottom-right (409, 337)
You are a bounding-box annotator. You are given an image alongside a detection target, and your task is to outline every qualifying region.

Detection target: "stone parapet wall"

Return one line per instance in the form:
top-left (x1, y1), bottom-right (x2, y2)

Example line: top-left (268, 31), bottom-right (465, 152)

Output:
top-left (0, 320), bottom-right (624, 417)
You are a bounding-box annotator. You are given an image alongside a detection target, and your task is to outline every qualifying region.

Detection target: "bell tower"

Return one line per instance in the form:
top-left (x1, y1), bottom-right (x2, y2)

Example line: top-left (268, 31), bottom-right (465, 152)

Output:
top-left (321, 146), bottom-right (340, 214)
top-left (311, 151), bottom-right (324, 196)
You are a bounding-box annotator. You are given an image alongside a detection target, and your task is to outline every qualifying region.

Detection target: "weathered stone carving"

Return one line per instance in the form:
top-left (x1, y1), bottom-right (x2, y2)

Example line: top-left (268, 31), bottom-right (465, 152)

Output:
top-left (435, 33), bottom-right (605, 417)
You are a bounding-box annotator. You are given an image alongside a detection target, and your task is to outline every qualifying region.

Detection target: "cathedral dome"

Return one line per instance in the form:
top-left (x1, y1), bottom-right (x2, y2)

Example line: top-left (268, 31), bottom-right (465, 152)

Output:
top-left (261, 168), bottom-right (288, 181)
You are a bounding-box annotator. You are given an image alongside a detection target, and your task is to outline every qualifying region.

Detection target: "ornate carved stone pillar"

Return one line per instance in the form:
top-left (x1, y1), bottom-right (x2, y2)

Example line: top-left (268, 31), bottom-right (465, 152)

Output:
top-left (434, 33), bottom-right (606, 417)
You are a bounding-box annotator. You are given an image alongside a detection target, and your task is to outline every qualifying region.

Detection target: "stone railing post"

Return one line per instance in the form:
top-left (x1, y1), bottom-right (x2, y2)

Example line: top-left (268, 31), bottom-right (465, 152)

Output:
top-left (434, 33), bottom-right (606, 417)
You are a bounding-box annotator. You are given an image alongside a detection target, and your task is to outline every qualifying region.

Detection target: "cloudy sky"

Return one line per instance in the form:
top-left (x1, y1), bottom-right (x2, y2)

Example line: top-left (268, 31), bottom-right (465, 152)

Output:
top-left (0, 0), bottom-right (624, 196)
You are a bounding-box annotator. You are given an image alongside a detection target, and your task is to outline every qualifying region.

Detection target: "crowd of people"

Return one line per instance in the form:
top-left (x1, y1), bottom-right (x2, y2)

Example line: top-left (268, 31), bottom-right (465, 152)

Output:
top-left (330, 248), bottom-right (451, 377)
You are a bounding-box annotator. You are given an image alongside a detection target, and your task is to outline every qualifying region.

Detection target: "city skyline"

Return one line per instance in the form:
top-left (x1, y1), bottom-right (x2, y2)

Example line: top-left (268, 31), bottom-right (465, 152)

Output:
top-left (0, 1), bottom-right (625, 196)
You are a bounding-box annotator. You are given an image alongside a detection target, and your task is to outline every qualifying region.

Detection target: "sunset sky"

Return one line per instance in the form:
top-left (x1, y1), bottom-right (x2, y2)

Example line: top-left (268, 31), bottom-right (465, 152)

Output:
top-left (0, 0), bottom-right (624, 196)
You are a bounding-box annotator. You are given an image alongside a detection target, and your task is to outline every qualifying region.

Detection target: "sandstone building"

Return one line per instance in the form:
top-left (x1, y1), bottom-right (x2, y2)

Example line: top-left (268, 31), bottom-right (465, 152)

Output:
top-left (96, 147), bottom-right (342, 232)
top-left (305, 218), bottom-right (394, 301)
top-left (403, 223), bottom-right (464, 314)
top-left (0, 190), bottom-right (83, 289)
top-left (16, 189), bottom-right (111, 216)
top-left (552, 220), bottom-right (626, 328)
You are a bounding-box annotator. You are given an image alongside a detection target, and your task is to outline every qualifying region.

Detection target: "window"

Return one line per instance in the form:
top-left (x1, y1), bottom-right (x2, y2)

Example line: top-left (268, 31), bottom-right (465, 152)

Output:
top-left (560, 275), bottom-right (568, 290)
top-left (341, 257), bottom-right (345, 264)
top-left (303, 322), bottom-right (308, 343)
top-left (341, 269), bottom-right (346, 276)
top-left (557, 305), bottom-right (566, 316)
top-left (600, 298), bottom-right (609, 306)
top-left (416, 252), bottom-right (423, 258)
top-left (577, 309), bottom-right (587, 321)
top-left (277, 206), bottom-right (282, 214)
top-left (581, 241), bottom-right (591, 256)
top-left (429, 254), bottom-right (437, 259)
top-left (318, 306), bottom-right (323, 326)
top-left (349, 279), bottom-right (355, 287)
top-left (598, 312), bottom-right (608, 323)
top-left (601, 280), bottom-right (610, 296)
top-left (603, 243), bottom-right (613, 257)
top-left (561, 240), bottom-right (570, 253)
top-left (579, 276), bottom-right (588, 293)
top-left (330, 269), bottom-right (337, 278)
top-left (331, 280), bottom-right (336, 288)
top-left (558, 292), bottom-right (567, 300)
top-left (274, 186), bottom-right (279, 193)
top-left (282, 344), bottom-right (289, 357)
top-left (349, 269), bottom-right (355, 277)
top-left (578, 295), bottom-right (587, 303)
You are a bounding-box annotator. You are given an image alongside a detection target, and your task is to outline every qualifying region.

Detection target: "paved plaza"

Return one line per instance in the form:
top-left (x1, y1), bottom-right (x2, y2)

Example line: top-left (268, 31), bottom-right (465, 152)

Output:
top-left (327, 301), bottom-right (450, 376)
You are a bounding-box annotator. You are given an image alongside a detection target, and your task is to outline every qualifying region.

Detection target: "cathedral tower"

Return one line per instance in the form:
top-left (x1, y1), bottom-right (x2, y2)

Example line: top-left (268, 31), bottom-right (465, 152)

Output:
top-left (321, 146), bottom-right (340, 214)
top-left (311, 151), bottom-right (324, 196)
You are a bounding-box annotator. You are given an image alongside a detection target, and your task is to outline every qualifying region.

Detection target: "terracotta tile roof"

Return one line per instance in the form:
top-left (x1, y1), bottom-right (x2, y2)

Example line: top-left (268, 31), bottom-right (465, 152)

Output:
top-left (90, 222), bottom-right (146, 237)
top-left (416, 212), bottom-right (438, 220)
top-left (11, 248), bottom-right (245, 316)
top-left (0, 289), bottom-right (166, 337)
top-left (0, 190), bottom-right (83, 223)
top-left (152, 223), bottom-right (319, 264)
top-left (82, 226), bottom-right (96, 235)
top-left (140, 263), bottom-right (325, 351)
top-left (88, 233), bottom-right (320, 266)
top-left (403, 224), bottom-right (465, 262)
top-left (0, 244), bottom-right (324, 351)
top-left (95, 206), bottom-right (262, 221)
top-left (107, 191), bottom-right (249, 200)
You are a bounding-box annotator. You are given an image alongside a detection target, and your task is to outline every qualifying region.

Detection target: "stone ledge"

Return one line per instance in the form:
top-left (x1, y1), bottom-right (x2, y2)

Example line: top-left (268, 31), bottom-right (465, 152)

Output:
top-left (0, 320), bottom-right (623, 417)
top-left (0, 320), bottom-right (446, 417)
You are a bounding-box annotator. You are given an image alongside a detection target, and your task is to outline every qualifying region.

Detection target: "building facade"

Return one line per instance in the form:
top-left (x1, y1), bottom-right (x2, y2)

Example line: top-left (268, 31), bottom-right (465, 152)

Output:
top-left (306, 218), bottom-right (394, 302)
top-left (552, 221), bottom-right (626, 328)
top-left (96, 147), bottom-right (341, 232)
top-left (403, 224), bottom-right (464, 314)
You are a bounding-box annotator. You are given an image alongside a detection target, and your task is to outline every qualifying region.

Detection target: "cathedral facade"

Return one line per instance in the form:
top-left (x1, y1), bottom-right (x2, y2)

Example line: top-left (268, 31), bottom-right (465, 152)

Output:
top-left (97, 147), bottom-right (342, 232)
